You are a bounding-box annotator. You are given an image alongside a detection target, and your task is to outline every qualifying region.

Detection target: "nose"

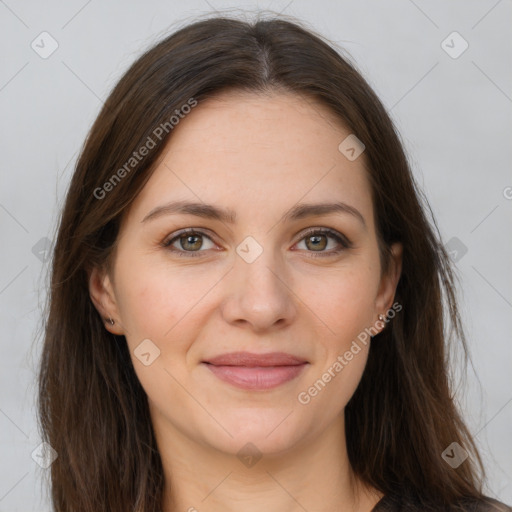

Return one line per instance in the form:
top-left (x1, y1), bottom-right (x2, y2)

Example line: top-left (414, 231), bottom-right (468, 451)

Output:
top-left (220, 246), bottom-right (297, 333)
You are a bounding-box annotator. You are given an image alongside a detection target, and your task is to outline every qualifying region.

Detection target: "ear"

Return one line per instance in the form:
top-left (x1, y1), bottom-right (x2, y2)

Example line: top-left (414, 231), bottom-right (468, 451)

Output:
top-left (88, 265), bottom-right (124, 335)
top-left (374, 242), bottom-right (403, 319)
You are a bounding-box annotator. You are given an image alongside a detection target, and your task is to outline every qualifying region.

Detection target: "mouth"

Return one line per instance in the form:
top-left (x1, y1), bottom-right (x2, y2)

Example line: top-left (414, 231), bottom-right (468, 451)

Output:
top-left (201, 351), bottom-right (309, 390)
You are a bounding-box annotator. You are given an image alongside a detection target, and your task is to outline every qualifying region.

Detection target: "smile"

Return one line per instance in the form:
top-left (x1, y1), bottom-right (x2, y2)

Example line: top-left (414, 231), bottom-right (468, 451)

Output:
top-left (202, 362), bottom-right (308, 390)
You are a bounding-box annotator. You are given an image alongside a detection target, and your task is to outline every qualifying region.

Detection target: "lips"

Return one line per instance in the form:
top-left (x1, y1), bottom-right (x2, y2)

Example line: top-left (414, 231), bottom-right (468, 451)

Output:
top-left (202, 351), bottom-right (308, 390)
top-left (204, 351), bottom-right (307, 367)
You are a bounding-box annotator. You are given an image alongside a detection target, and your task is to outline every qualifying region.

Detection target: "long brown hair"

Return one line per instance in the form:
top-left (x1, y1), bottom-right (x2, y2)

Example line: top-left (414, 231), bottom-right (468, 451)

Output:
top-left (38, 13), bottom-right (486, 511)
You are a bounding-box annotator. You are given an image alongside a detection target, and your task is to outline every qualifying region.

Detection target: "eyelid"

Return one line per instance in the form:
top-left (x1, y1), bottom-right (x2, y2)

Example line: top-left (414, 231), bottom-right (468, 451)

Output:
top-left (163, 227), bottom-right (216, 242)
top-left (297, 227), bottom-right (352, 247)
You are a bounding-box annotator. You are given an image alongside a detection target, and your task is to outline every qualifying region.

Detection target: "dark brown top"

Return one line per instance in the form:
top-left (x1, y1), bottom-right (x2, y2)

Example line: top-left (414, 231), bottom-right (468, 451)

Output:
top-left (371, 491), bottom-right (511, 511)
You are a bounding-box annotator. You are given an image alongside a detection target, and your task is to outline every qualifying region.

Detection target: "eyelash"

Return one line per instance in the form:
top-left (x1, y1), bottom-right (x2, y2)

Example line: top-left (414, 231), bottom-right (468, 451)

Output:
top-left (162, 227), bottom-right (352, 258)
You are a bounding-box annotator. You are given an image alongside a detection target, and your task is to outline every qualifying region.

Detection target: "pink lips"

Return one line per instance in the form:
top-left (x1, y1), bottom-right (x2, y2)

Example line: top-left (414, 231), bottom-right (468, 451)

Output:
top-left (202, 351), bottom-right (308, 390)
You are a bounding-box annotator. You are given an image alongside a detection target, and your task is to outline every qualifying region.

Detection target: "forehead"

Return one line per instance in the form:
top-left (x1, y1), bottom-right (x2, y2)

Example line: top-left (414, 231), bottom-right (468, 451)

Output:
top-left (167, 89), bottom-right (355, 159)
top-left (122, 90), bottom-right (374, 229)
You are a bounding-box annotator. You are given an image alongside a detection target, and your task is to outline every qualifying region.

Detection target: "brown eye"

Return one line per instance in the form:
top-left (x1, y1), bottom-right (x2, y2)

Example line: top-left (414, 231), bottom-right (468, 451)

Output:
top-left (178, 233), bottom-right (203, 251)
top-left (163, 229), bottom-right (215, 257)
top-left (305, 234), bottom-right (328, 251)
top-left (295, 228), bottom-right (351, 257)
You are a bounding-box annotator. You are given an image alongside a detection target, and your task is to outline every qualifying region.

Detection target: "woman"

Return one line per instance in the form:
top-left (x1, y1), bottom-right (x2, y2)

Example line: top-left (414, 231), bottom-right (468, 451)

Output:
top-left (38, 14), bottom-right (511, 512)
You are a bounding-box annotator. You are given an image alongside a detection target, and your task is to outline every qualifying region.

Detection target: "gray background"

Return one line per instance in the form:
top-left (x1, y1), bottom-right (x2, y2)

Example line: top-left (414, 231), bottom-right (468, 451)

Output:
top-left (0, 0), bottom-right (511, 510)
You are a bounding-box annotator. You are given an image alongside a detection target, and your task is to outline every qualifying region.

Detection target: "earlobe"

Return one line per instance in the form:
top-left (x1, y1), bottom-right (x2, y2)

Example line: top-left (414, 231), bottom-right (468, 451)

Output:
top-left (88, 265), bottom-right (124, 334)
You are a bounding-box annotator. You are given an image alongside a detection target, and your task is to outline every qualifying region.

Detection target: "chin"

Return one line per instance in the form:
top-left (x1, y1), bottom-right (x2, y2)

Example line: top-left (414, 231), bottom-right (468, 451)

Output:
top-left (206, 406), bottom-right (306, 456)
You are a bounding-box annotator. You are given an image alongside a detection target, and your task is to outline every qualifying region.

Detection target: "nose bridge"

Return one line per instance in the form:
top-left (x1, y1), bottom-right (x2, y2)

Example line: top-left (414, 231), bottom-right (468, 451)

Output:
top-left (238, 247), bottom-right (282, 291)
top-left (221, 234), bottom-right (296, 330)
top-left (236, 235), bottom-right (287, 299)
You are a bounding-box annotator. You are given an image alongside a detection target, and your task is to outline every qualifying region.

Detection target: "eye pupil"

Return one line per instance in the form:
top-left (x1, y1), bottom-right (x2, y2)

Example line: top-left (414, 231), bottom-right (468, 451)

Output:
top-left (306, 234), bottom-right (327, 251)
top-left (181, 234), bottom-right (202, 251)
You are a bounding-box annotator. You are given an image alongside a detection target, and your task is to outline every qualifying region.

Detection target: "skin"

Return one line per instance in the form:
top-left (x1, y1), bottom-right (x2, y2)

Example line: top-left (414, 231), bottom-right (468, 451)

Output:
top-left (89, 90), bottom-right (402, 512)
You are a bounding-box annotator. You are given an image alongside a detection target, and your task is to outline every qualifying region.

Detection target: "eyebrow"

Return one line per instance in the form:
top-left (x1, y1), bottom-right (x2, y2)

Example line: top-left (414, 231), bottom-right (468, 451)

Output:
top-left (141, 200), bottom-right (366, 229)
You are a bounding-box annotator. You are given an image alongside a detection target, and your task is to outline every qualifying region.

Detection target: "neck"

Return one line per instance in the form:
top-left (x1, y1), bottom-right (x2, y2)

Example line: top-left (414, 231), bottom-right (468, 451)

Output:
top-left (156, 413), bottom-right (382, 512)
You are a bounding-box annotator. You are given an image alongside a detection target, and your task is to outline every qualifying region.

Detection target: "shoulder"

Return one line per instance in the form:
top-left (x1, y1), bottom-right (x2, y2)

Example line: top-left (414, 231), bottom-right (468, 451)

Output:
top-left (373, 492), bottom-right (511, 511)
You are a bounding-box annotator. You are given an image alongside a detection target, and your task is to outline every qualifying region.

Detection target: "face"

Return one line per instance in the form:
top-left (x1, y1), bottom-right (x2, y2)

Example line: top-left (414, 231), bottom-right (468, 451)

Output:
top-left (89, 90), bottom-right (401, 458)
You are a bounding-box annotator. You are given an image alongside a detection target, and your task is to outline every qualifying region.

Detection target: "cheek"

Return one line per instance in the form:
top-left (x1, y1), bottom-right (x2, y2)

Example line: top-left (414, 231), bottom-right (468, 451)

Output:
top-left (113, 257), bottom-right (210, 407)
top-left (295, 268), bottom-right (376, 417)
top-left (114, 253), bottom-right (214, 343)
top-left (300, 262), bottom-right (379, 346)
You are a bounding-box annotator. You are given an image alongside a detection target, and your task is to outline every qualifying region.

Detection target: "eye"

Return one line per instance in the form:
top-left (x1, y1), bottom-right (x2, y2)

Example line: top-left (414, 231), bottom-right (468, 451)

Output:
top-left (294, 228), bottom-right (352, 257)
top-left (162, 229), bottom-right (216, 257)
top-left (162, 227), bottom-right (352, 259)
